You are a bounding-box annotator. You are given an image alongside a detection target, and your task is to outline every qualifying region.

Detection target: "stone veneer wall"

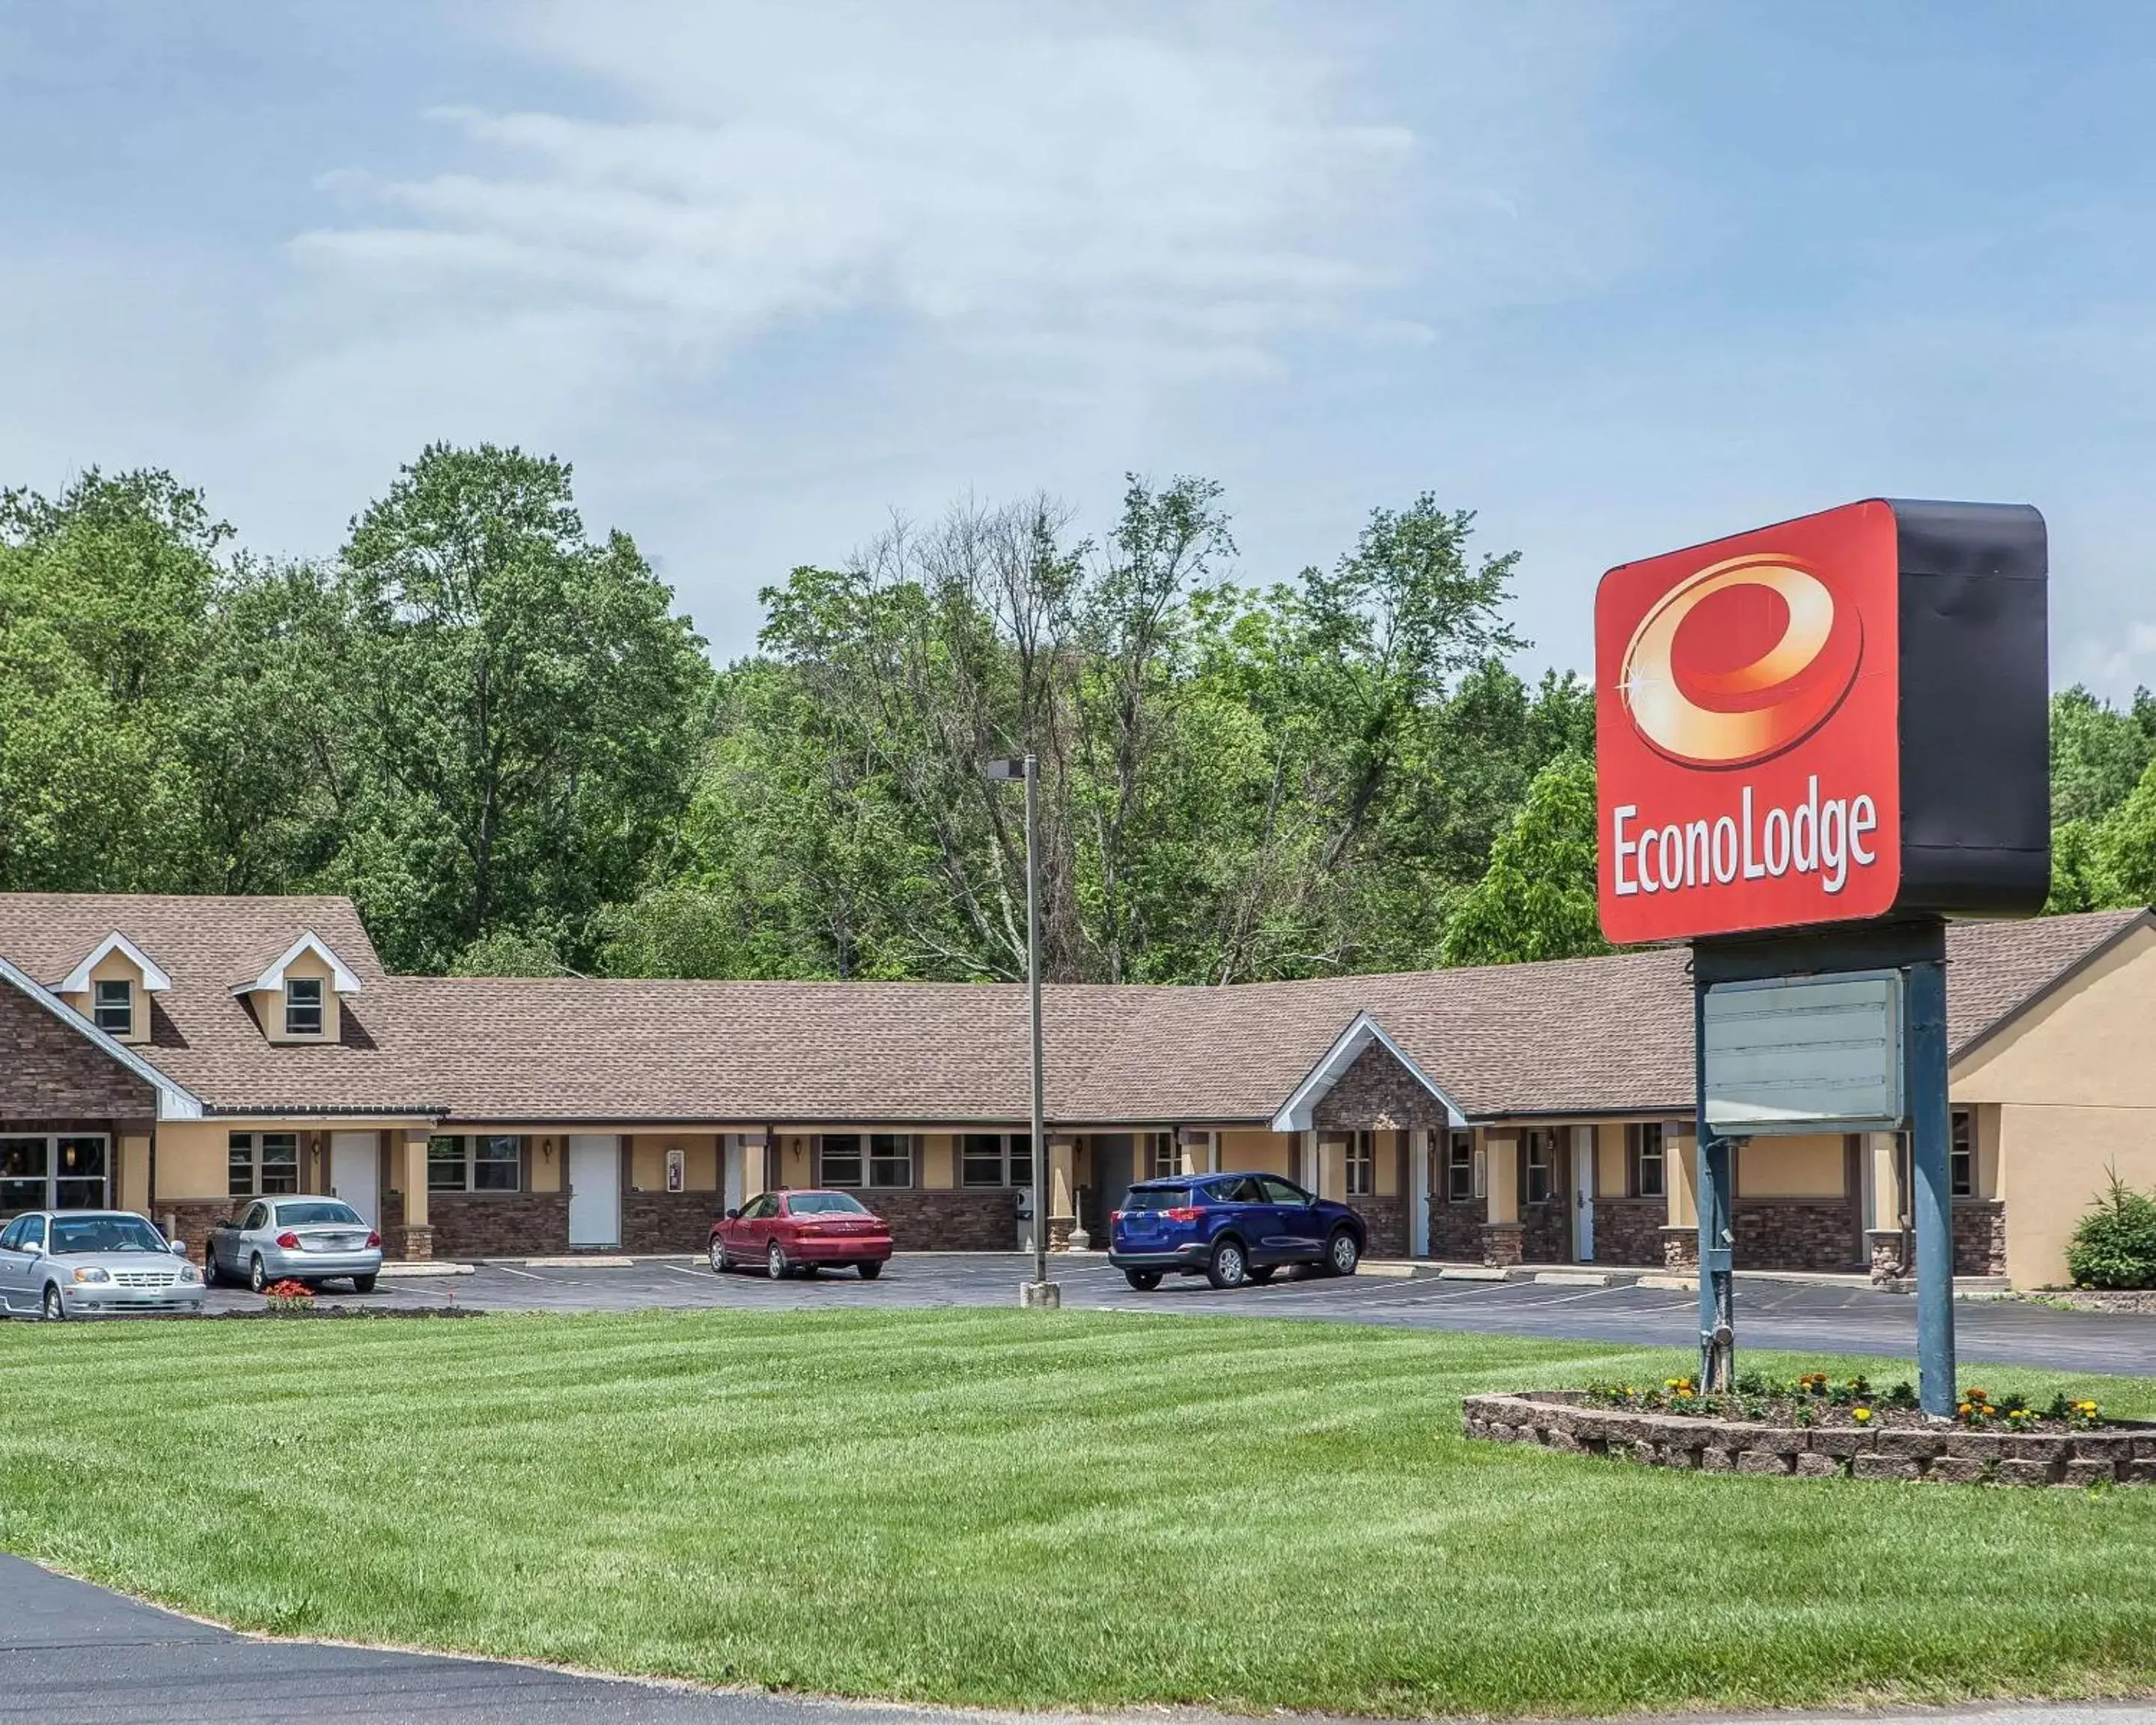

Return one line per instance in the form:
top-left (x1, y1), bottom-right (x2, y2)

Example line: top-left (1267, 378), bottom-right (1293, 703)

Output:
top-left (424, 1193), bottom-right (571, 1259)
top-left (871, 1187), bottom-right (1017, 1250)
top-left (1465, 1390), bottom-right (2156, 1486)
top-left (1730, 1199), bottom-right (1862, 1271)
top-left (1356, 1196), bottom-right (1407, 1258)
top-left (1429, 1201), bottom-right (1482, 1262)
top-left (159, 1199), bottom-right (232, 1265)
top-left (0, 985), bottom-right (157, 1119)
top-left (1953, 1201), bottom-right (2007, 1277)
top-left (1311, 1043), bottom-right (1449, 1131)
top-left (1590, 1198), bottom-right (1665, 1268)
top-left (1523, 1202), bottom-right (1568, 1264)
top-left (624, 1190), bottom-right (724, 1254)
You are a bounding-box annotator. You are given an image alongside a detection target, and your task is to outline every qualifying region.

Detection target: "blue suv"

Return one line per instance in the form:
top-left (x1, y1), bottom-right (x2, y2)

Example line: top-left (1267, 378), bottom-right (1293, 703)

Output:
top-left (1108, 1172), bottom-right (1365, 1291)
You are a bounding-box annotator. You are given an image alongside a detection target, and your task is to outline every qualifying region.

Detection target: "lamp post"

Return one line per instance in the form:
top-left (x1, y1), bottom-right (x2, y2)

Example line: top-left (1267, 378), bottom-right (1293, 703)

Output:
top-left (987, 753), bottom-right (1057, 1308)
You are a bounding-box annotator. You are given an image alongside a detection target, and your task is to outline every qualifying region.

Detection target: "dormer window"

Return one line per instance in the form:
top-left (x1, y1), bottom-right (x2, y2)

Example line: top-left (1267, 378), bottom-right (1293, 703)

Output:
top-left (284, 977), bottom-right (325, 1037)
top-left (92, 978), bottom-right (134, 1037)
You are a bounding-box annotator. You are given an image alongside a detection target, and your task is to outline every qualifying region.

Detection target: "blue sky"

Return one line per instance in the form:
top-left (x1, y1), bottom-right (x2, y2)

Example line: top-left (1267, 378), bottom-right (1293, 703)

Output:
top-left (5, 1), bottom-right (2155, 693)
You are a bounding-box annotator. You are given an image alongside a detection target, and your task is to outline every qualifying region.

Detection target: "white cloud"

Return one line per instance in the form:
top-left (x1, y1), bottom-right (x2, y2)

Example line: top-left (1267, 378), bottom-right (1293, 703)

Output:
top-left (291, 1), bottom-right (1418, 380)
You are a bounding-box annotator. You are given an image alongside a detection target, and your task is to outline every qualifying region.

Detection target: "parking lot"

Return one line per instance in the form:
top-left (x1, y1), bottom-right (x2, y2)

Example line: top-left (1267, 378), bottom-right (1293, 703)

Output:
top-left (177, 1252), bottom-right (2156, 1377)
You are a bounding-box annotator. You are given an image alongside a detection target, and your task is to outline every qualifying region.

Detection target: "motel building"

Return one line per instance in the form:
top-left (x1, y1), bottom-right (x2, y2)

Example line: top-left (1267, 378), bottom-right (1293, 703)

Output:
top-left (1, 891), bottom-right (2153, 1291)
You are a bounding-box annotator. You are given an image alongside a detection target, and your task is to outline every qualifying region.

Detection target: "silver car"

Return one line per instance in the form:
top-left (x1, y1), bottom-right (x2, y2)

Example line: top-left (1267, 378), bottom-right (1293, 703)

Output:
top-left (204, 1196), bottom-right (383, 1293)
top-left (0, 1210), bottom-right (206, 1320)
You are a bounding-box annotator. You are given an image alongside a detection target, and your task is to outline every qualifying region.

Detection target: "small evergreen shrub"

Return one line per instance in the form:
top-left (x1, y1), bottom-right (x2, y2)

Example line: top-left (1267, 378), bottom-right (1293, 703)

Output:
top-left (2066, 1172), bottom-right (2156, 1289)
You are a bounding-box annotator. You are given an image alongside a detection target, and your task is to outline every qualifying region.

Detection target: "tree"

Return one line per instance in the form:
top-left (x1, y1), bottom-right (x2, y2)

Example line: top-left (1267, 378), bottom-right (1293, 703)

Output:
top-left (2092, 757), bottom-right (2156, 909)
top-left (1437, 752), bottom-right (1607, 967)
top-left (335, 445), bottom-right (711, 970)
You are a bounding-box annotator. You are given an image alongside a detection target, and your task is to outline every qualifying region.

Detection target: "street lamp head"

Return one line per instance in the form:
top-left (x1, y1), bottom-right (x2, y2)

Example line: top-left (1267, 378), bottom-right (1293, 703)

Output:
top-left (984, 757), bottom-right (1028, 782)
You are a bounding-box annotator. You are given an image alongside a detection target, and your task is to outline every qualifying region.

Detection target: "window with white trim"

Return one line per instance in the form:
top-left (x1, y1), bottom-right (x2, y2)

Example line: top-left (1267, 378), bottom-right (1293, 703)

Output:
top-left (820, 1134), bottom-right (915, 1189)
top-left (284, 976), bottom-right (325, 1036)
top-left (1627, 1122), bottom-right (1666, 1199)
top-left (1147, 1134), bottom-right (1180, 1181)
top-left (229, 1131), bottom-right (299, 1198)
top-left (1345, 1131), bottom-right (1375, 1198)
top-left (1, 1134), bottom-right (112, 1213)
top-left (1950, 1110), bottom-right (1975, 1199)
top-left (1525, 1129), bottom-right (1554, 1205)
top-left (92, 978), bottom-right (133, 1037)
top-left (427, 1134), bottom-right (522, 1193)
top-left (1446, 1131), bottom-right (1474, 1203)
top-left (960, 1134), bottom-right (1032, 1187)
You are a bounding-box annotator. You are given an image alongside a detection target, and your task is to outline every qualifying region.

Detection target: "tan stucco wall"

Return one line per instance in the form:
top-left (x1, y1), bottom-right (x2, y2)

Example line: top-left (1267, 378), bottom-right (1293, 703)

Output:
top-left (153, 1122), bottom-right (231, 1202)
top-left (922, 1134), bottom-right (954, 1189)
top-left (1668, 1127), bottom-right (1699, 1228)
top-left (1216, 1130), bottom-right (1291, 1175)
top-left (1737, 1134), bottom-right (1845, 1198)
top-left (119, 1133), bottom-right (150, 1215)
top-left (627, 1134), bottom-right (719, 1192)
top-left (1952, 922), bottom-right (2156, 1286)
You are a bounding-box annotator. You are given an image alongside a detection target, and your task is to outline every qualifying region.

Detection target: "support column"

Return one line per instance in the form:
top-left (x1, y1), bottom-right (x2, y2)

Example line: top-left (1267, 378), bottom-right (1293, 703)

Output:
top-left (1479, 1129), bottom-right (1523, 1266)
top-left (392, 1131), bottom-right (433, 1261)
top-left (1864, 1129), bottom-right (1905, 1284)
top-left (1907, 954), bottom-right (1958, 1417)
top-left (1300, 1129), bottom-right (1319, 1193)
top-left (1047, 1134), bottom-right (1077, 1251)
top-left (1662, 1125), bottom-right (1700, 1269)
top-left (1410, 1127), bottom-right (1431, 1259)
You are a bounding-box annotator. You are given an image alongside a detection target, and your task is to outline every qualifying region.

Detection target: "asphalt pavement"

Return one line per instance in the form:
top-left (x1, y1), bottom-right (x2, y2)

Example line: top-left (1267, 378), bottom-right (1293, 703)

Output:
top-left (170, 1250), bottom-right (2156, 1378)
top-left (3, 1555), bottom-right (2153, 1724)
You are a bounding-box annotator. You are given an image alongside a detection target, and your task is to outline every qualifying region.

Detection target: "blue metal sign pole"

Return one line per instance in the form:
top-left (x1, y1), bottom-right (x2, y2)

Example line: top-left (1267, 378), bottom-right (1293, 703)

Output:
top-left (1693, 976), bottom-right (1735, 1390)
top-left (1905, 954), bottom-right (1957, 1416)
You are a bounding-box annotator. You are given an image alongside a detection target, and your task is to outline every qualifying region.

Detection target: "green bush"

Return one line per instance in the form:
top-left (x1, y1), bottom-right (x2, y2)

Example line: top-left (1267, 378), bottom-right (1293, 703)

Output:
top-left (2065, 1172), bottom-right (2156, 1288)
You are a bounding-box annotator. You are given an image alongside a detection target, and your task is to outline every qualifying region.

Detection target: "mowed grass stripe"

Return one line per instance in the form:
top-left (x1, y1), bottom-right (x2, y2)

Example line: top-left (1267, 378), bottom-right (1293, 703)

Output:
top-left (2, 1307), bottom-right (2155, 1715)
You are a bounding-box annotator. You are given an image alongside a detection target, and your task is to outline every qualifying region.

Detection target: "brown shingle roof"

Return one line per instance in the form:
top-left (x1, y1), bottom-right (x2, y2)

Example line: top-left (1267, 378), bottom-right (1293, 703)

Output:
top-left (0, 895), bottom-right (435, 1116)
top-left (0, 895), bottom-right (2143, 1125)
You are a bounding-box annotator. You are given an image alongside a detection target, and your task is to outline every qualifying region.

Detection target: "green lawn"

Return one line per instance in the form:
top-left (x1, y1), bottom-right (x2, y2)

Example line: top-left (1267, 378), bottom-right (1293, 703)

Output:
top-left (4, 1309), bottom-right (2156, 1717)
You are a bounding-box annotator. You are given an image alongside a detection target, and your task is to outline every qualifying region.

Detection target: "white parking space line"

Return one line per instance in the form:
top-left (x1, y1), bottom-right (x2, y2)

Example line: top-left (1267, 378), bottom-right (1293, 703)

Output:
top-left (487, 1265), bottom-right (544, 1280)
top-left (661, 1263), bottom-right (711, 1278)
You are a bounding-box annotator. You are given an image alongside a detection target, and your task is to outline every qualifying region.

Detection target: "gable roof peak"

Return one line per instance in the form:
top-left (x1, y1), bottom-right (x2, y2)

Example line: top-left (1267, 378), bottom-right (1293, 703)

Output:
top-left (56, 931), bottom-right (174, 994)
top-left (231, 930), bottom-right (365, 998)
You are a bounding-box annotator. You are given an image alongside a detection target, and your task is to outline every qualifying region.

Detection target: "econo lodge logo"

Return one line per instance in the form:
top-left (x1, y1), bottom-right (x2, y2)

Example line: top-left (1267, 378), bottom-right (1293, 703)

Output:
top-left (1596, 501), bottom-right (1902, 943)
top-left (1618, 552), bottom-right (1863, 769)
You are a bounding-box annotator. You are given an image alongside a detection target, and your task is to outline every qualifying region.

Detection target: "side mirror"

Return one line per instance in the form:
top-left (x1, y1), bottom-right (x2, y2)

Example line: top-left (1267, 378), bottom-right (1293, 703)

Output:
top-left (724, 1208), bottom-right (740, 1221)
top-left (171, 1239), bottom-right (190, 1257)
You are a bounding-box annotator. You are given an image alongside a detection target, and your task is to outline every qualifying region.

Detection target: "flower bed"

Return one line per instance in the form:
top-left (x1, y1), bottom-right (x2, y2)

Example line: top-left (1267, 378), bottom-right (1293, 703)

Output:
top-left (1466, 1374), bottom-right (2156, 1486)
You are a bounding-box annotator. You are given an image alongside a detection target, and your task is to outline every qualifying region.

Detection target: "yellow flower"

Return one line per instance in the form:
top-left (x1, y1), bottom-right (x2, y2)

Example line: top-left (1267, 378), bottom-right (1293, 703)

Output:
top-left (1852, 1408), bottom-right (1872, 1423)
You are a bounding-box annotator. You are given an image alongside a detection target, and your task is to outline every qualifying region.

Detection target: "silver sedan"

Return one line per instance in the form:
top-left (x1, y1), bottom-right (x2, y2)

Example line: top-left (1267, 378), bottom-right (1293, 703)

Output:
top-left (0, 1210), bottom-right (206, 1320)
top-left (204, 1196), bottom-right (383, 1294)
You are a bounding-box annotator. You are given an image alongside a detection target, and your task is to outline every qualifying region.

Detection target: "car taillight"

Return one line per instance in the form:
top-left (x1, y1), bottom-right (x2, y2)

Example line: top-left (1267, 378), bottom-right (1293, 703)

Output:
top-left (275, 1231), bottom-right (301, 1249)
top-left (1109, 1210), bottom-right (1122, 1224)
top-left (365, 1231), bottom-right (381, 1248)
top-left (1165, 1206), bottom-right (1203, 1223)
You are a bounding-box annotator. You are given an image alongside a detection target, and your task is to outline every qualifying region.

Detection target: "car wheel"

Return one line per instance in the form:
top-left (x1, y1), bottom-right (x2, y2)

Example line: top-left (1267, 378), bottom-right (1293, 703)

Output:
top-left (1122, 1268), bottom-right (1162, 1292)
top-left (201, 1250), bottom-right (222, 1289)
top-left (766, 1241), bottom-right (790, 1280)
top-left (708, 1238), bottom-right (728, 1274)
top-left (1205, 1238), bottom-right (1249, 1291)
top-left (41, 1283), bottom-right (64, 1321)
top-left (1325, 1228), bottom-right (1361, 1277)
top-left (857, 1261), bottom-right (883, 1280)
top-left (351, 1274), bottom-right (377, 1294)
top-left (249, 1254), bottom-right (267, 1294)
top-left (1247, 1265), bottom-right (1277, 1285)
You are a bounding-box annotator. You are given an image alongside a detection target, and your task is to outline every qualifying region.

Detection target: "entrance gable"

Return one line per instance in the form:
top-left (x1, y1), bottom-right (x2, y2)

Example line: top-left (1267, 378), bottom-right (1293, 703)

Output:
top-left (1270, 1011), bottom-right (1465, 1133)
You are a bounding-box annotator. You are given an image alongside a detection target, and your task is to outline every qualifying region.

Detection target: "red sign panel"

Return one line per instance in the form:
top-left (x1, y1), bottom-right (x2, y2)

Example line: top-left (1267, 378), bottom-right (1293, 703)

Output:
top-left (1596, 500), bottom-right (1902, 943)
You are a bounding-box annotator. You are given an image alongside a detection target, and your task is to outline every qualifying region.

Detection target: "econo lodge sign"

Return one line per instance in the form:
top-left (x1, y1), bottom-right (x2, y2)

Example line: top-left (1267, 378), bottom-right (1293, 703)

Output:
top-left (1597, 499), bottom-right (2052, 946)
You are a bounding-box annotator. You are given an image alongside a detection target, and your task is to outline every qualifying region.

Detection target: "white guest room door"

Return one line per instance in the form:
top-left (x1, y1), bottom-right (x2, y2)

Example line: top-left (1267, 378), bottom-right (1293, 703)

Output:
top-left (1572, 1124), bottom-right (1596, 1262)
top-left (329, 1132), bottom-right (380, 1228)
top-left (567, 1134), bottom-right (621, 1249)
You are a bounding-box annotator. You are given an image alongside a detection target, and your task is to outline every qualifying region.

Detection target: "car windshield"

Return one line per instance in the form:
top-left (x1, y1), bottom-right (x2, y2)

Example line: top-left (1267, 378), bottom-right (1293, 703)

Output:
top-left (50, 1215), bottom-right (168, 1255)
top-left (788, 1192), bottom-right (869, 1215)
top-left (1121, 1186), bottom-right (1191, 1211)
top-left (275, 1202), bottom-right (362, 1227)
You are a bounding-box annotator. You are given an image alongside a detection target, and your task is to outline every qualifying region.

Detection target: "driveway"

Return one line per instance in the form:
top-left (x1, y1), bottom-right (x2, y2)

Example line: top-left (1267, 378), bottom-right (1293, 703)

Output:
top-left (185, 1252), bottom-right (2156, 1378)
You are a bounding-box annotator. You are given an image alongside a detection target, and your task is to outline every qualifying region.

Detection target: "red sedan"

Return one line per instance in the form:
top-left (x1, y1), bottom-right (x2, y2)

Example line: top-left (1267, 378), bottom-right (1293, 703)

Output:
top-left (709, 1189), bottom-right (892, 1280)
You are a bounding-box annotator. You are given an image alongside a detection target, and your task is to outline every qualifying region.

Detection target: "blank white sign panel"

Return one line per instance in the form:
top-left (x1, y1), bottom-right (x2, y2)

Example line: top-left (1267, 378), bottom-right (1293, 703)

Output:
top-left (1703, 971), bottom-right (1904, 1136)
